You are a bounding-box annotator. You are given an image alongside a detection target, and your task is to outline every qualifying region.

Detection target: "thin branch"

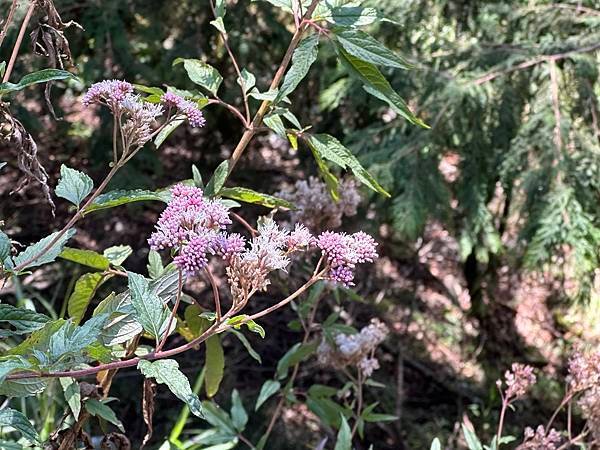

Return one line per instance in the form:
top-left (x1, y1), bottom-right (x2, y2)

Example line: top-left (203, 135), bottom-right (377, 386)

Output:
top-left (473, 42), bottom-right (600, 85)
top-left (235, 268), bottom-right (327, 325)
top-left (209, 0), bottom-right (251, 124)
top-left (204, 266), bottom-right (221, 322)
top-left (2, 0), bottom-right (35, 83)
top-left (0, 0), bottom-right (19, 49)
top-left (12, 160), bottom-right (123, 272)
top-left (231, 212), bottom-right (257, 237)
top-left (226, 0), bottom-right (322, 177)
top-left (7, 269), bottom-right (326, 380)
top-left (549, 58), bottom-right (563, 152)
top-left (207, 98), bottom-right (248, 128)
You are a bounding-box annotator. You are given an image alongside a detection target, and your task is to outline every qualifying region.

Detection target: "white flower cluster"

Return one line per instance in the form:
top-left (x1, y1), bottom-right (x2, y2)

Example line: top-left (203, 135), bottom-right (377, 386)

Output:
top-left (317, 318), bottom-right (389, 377)
top-left (278, 176), bottom-right (361, 230)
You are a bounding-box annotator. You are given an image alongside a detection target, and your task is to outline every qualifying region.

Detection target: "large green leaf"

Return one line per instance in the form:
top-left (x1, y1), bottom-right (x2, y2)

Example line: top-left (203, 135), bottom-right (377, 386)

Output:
top-left (103, 245), bottom-right (132, 266)
top-left (0, 408), bottom-right (40, 444)
top-left (230, 390), bottom-right (248, 432)
top-left (85, 399), bottom-right (124, 432)
top-left (13, 229), bottom-right (76, 271)
top-left (318, 5), bottom-right (379, 27)
top-left (336, 46), bottom-right (427, 127)
top-left (276, 34), bottom-right (319, 102)
top-left (0, 357), bottom-right (47, 397)
top-left (0, 230), bottom-right (10, 261)
top-left (0, 69), bottom-right (75, 95)
top-left (55, 165), bottom-right (94, 208)
top-left (219, 187), bottom-right (294, 209)
top-left (128, 272), bottom-right (170, 343)
top-left (204, 160), bottom-right (229, 197)
top-left (461, 423), bottom-right (483, 450)
top-left (154, 118), bottom-right (184, 149)
top-left (275, 341), bottom-right (318, 380)
top-left (174, 58), bottom-right (223, 96)
top-left (84, 189), bottom-right (164, 214)
top-left (67, 273), bottom-right (106, 324)
top-left (205, 335), bottom-right (224, 398)
top-left (60, 377), bottom-right (81, 420)
top-left (306, 134), bottom-right (390, 197)
top-left (334, 28), bottom-right (412, 69)
top-left (59, 247), bottom-right (110, 270)
top-left (334, 415), bottom-right (352, 450)
top-left (255, 380), bottom-right (280, 411)
top-left (0, 305), bottom-right (49, 336)
top-left (138, 359), bottom-right (203, 418)
top-left (48, 314), bottom-right (107, 361)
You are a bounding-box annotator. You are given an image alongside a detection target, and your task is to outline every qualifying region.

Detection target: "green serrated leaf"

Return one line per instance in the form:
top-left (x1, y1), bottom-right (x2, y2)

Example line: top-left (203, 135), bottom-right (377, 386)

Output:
top-left (174, 58), bottom-right (223, 96)
top-left (68, 272), bottom-right (106, 324)
top-left (138, 359), bottom-right (203, 418)
top-left (13, 229), bottom-right (76, 271)
top-left (204, 160), bottom-right (229, 197)
top-left (276, 34), bottom-right (319, 102)
top-left (84, 189), bottom-right (165, 214)
top-left (85, 399), bottom-right (125, 432)
top-left (336, 46), bottom-right (427, 127)
top-left (55, 165), bottom-right (94, 207)
top-left (205, 335), bottom-right (224, 398)
top-left (0, 69), bottom-right (76, 95)
top-left (0, 408), bottom-right (40, 444)
top-left (0, 305), bottom-right (49, 335)
top-left (128, 272), bottom-right (170, 344)
top-left (219, 187), bottom-right (294, 209)
top-left (319, 5), bottom-right (379, 27)
top-left (59, 247), bottom-right (110, 270)
top-left (255, 380), bottom-right (280, 411)
top-left (306, 133), bottom-right (390, 197)
top-left (60, 377), bottom-right (81, 420)
top-left (334, 28), bottom-right (413, 69)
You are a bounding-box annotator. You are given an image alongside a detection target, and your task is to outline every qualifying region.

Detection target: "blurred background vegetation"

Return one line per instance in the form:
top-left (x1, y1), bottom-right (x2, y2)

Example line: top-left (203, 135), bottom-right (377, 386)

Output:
top-left (1, 0), bottom-right (600, 448)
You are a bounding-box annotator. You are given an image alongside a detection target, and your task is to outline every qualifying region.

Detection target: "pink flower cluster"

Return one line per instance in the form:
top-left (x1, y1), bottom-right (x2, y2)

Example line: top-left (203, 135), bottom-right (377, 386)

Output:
top-left (148, 184), bottom-right (242, 275)
top-left (82, 80), bottom-right (134, 107)
top-left (317, 230), bottom-right (378, 286)
top-left (161, 92), bottom-right (206, 128)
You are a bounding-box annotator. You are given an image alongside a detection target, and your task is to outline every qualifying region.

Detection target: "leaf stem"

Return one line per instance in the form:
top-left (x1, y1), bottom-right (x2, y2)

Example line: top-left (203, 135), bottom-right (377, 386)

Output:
top-left (0, 0), bottom-right (19, 49)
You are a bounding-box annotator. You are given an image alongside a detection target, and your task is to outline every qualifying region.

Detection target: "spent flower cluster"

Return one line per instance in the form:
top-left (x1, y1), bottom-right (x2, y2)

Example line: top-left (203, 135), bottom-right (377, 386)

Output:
top-left (567, 348), bottom-right (600, 392)
top-left (278, 176), bottom-right (361, 230)
top-left (82, 80), bottom-right (205, 152)
top-left (227, 220), bottom-right (313, 304)
top-left (318, 318), bottom-right (389, 377)
top-left (497, 363), bottom-right (536, 400)
top-left (518, 426), bottom-right (562, 450)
